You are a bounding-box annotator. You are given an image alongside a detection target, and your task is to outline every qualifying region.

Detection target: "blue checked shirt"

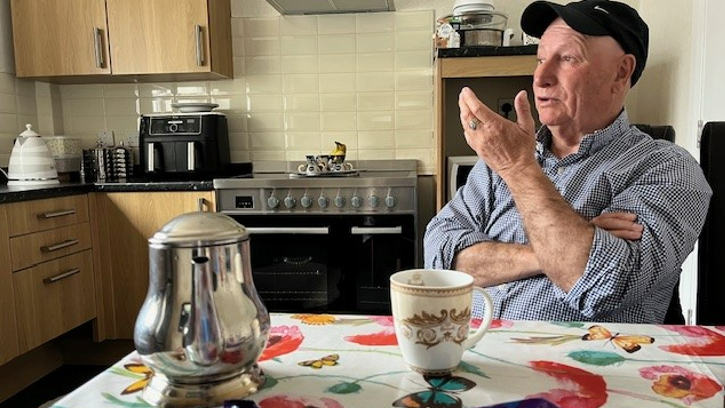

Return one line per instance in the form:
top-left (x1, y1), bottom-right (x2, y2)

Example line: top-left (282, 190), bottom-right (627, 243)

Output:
top-left (424, 111), bottom-right (712, 323)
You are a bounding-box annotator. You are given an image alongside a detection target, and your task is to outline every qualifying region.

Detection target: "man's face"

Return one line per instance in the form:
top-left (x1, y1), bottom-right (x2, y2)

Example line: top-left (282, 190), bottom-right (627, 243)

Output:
top-left (533, 18), bottom-right (628, 136)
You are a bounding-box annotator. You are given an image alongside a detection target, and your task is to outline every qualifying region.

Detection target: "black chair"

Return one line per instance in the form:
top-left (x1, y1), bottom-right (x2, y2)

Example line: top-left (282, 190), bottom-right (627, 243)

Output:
top-left (697, 121), bottom-right (725, 325)
top-left (633, 124), bottom-right (684, 324)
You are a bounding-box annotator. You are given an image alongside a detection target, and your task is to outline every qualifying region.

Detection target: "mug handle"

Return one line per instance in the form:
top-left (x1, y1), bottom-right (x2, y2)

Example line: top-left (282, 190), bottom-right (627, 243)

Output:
top-left (298, 164), bottom-right (307, 173)
top-left (462, 287), bottom-right (494, 349)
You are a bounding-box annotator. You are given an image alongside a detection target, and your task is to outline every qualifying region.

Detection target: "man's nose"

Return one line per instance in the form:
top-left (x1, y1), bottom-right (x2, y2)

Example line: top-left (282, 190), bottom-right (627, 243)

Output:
top-left (534, 60), bottom-right (555, 88)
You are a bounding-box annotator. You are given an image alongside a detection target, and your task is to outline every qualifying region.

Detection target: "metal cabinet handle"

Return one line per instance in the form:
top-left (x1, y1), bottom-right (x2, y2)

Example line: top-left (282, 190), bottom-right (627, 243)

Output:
top-left (147, 142), bottom-right (155, 172)
top-left (195, 24), bottom-right (204, 66)
top-left (351, 226), bottom-right (403, 235)
top-left (37, 209), bottom-right (76, 219)
top-left (40, 239), bottom-right (79, 253)
top-left (93, 27), bottom-right (104, 68)
top-left (246, 227), bottom-right (329, 235)
top-left (188, 142), bottom-right (196, 170)
top-left (43, 268), bottom-right (81, 284)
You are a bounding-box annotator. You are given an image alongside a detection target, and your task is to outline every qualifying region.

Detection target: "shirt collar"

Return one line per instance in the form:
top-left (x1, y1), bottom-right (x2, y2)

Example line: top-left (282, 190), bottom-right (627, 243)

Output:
top-left (535, 110), bottom-right (631, 158)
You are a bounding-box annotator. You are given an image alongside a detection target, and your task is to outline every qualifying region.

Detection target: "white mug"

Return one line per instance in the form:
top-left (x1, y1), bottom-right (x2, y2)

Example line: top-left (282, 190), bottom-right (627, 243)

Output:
top-left (390, 269), bottom-right (493, 375)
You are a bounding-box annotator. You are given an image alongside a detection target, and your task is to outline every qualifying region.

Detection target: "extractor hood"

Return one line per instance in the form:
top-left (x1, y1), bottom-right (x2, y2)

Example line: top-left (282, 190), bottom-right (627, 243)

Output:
top-left (266, 0), bottom-right (395, 15)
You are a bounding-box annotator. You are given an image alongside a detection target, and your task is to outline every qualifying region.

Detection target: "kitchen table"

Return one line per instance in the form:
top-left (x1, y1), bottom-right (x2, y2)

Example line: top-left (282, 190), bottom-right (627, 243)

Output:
top-left (49, 313), bottom-right (724, 408)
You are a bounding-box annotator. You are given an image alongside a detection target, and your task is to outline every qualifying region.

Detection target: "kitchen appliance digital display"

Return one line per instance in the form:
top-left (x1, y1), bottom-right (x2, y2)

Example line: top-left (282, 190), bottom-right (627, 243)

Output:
top-left (149, 116), bottom-right (203, 135)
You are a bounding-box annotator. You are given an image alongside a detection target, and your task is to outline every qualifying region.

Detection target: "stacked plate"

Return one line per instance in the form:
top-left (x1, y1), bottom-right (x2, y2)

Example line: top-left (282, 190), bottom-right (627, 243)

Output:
top-left (170, 102), bottom-right (219, 113)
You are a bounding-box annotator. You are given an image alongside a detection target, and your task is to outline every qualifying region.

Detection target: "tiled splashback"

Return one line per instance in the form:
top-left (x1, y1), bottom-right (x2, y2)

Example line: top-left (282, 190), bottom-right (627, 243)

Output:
top-left (0, 73), bottom-right (39, 166)
top-left (57, 11), bottom-right (436, 174)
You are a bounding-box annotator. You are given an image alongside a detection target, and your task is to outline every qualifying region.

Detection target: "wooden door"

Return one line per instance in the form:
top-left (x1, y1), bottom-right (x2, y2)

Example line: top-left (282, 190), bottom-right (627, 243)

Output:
top-left (10, 0), bottom-right (110, 77)
top-left (0, 206), bottom-right (20, 365)
top-left (90, 192), bottom-right (215, 339)
top-left (106, 0), bottom-right (211, 75)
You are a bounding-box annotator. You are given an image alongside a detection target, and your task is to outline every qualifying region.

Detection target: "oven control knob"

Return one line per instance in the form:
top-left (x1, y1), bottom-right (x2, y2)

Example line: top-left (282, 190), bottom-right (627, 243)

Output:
top-left (284, 196), bottom-right (296, 209)
top-left (267, 196), bottom-right (280, 209)
top-left (301, 195), bottom-right (313, 208)
top-left (334, 195), bottom-right (345, 208)
top-left (351, 195), bottom-right (362, 208)
top-left (369, 195), bottom-right (380, 208)
top-left (318, 196), bottom-right (329, 208)
top-left (385, 195), bottom-right (397, 208)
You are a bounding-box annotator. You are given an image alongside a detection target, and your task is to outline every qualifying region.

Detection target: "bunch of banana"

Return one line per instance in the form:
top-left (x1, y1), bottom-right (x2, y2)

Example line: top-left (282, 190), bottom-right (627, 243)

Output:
top-left (330, 141), bottom-right (346, 159)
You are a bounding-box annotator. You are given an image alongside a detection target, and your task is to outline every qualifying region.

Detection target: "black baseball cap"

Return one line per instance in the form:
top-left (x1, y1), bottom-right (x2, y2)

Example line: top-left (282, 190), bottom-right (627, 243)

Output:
top-left (520, 0), bottom-right (649, 86)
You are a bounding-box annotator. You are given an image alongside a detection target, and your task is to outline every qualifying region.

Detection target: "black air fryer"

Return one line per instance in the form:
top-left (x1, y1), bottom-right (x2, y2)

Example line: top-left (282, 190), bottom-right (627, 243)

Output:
top-left (139, 112), bottom-right (231, 180)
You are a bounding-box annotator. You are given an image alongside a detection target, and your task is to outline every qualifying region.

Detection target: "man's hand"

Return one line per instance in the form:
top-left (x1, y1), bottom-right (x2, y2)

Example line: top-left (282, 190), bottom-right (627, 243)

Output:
top-left (458, 87), bottom-right (537, 177)
top-left (591, 212), bottom-right (644, 240)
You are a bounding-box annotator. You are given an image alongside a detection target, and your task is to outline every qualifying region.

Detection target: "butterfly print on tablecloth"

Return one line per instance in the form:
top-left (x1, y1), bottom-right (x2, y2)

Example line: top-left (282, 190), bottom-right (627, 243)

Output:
top-left (582, 325), bottom-right (655, 353)
top-left (297, 353), bottom-right (339, 369)
top-left (392, 375), bottom-right (476, 408)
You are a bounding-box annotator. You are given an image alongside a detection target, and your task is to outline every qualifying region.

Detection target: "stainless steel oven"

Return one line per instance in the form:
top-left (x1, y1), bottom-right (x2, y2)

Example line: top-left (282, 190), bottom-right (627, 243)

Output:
top-left (214, 160), bottom-right (418, 314)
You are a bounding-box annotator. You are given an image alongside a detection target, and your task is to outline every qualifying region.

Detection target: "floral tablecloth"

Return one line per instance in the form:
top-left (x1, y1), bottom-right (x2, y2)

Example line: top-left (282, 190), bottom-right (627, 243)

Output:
top-left (51, 313), bottom-right (724, 408)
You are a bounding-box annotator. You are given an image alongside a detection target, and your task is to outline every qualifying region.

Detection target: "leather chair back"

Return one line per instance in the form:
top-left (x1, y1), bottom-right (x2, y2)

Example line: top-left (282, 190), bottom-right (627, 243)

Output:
top-left (697, 121), bottom-right (725, 325)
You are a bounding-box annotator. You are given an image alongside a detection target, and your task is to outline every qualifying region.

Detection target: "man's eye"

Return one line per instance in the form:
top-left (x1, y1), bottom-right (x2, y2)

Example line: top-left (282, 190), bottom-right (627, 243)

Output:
top-left (562, 56), bottom-right (574, 62)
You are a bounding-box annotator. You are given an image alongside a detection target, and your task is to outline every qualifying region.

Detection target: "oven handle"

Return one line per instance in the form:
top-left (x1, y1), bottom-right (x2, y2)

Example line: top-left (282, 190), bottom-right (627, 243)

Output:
top-left (245, 227), bottom-right (329, 235)
top-left (351, 226), bottom-right (403, 235)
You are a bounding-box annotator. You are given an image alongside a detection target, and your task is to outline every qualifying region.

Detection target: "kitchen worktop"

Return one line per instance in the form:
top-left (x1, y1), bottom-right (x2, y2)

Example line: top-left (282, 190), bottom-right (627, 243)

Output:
top-left (436, 44), bottom-right (537, 58)
top-left (0, 179), bottom-right (214, 205)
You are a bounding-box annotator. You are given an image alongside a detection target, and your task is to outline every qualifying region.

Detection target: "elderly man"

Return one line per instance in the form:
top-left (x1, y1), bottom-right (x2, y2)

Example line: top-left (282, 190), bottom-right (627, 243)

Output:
top-left (424, 0), bottom-right (712, 323)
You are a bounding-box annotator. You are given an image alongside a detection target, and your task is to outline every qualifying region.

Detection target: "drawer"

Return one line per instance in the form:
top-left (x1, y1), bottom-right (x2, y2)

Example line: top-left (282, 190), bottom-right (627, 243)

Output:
top-left (7, 195), bottom-right (89, 236)
top-left (10, 223), bottom-right (92, 271)
top-left (13, 250), bottom-right (96, 353)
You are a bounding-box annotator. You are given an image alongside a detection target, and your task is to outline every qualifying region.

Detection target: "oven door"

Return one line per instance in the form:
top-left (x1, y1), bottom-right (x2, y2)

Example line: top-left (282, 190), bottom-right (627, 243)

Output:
top-left (348, 214), bottom-right (416, 314)
top-left (231, 215), bottom-right (345, 313)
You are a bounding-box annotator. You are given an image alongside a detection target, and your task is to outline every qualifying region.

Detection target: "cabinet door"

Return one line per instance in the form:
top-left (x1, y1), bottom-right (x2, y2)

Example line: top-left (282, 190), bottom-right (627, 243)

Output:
top-left (107, 0), bottom-right (221, 75)
top-left (14, 251), bottom-right (96, 353)
top-left (91, 191), bottom-right (215, 339)
top-left (10, 0), bottom-right (110, 77)
top-left (0, 206), bottom-right (20, 365)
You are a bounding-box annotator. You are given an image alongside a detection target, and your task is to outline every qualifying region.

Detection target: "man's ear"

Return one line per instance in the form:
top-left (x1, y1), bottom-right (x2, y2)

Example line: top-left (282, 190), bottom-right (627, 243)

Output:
top-left (615, 54), bottom-right (636, 91)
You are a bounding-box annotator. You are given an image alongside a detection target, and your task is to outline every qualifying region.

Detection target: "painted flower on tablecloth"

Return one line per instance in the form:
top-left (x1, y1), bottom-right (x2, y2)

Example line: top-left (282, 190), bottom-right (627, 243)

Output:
top-left (345, 316), bottom-right (398, 346)
top-left (659, 325), bottom-right (725, 356)
top-left (472, 318), bottom-right (514, 329)
top-left (527, 361), bottom-right (608, 408)
top-left (639, 365), bottom-right (723, 406)
top-left (257, 395), bottom-right (345, 408)
top-left (292, 314), bottom-right (337, 325)
top-left (259, 325), bottom-right (304, 361)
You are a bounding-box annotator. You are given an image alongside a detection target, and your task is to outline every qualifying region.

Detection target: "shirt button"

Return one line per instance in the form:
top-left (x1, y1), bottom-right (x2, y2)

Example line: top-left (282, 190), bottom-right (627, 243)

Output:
top-left (557, 167), bottom-right (565, 175)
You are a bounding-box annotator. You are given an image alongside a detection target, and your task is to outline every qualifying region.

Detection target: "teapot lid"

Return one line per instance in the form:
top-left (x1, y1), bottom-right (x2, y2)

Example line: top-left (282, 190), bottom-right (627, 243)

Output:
top-left (19, 123), bottom-right (39, 137)
top-left (149, 212), bottom-right (249, 248)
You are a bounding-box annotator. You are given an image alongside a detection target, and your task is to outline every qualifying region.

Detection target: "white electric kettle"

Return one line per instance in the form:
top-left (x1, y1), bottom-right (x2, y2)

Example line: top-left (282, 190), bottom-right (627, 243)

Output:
top-left (0, 124), bottom-right (59, 186)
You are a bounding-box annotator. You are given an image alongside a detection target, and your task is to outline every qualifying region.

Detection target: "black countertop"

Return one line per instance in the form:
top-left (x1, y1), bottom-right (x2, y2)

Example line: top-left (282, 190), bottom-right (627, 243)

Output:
top-left (0, 179), bottom-right (214, 205)
top-left (437, 44), bottom-right (537, 58)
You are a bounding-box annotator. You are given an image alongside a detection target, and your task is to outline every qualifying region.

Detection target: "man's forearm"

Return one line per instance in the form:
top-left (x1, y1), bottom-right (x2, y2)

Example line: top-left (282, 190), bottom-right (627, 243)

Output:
top-left (503, 164), bottom-right (595, 292)
top-left (452, 241), bottom-right (541, 287)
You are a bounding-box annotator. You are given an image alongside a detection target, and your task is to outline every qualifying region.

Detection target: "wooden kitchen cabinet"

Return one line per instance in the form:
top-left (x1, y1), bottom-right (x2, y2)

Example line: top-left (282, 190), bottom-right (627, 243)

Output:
top-left (90, 191), bottom-right (215, 340)
top-left (434, 54), bottom-right (538, 209)
top-left (6, 194), bottom-right (96, 353)
top-left (10, 0), bottom-right (232, 82)
top-left (10, 0), bottom-right (111, 78)
top-left (0, 205), bottom-right (20, 365)
top-left (106, 0), bottom-right (232, 78)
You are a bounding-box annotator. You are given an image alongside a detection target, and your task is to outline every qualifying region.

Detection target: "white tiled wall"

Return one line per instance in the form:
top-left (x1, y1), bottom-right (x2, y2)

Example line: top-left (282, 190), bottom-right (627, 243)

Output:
top-left (54, 11), bottom-right (436, 174)
top-left (0, 73), bottom-right (38, 166)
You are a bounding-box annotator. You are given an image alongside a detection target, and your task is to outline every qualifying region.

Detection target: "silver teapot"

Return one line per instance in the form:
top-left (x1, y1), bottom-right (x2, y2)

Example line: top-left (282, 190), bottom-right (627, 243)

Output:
top-left (134, 212), bottom-right (270, 408)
